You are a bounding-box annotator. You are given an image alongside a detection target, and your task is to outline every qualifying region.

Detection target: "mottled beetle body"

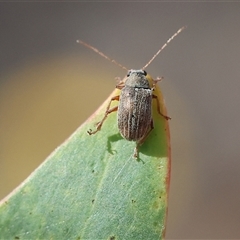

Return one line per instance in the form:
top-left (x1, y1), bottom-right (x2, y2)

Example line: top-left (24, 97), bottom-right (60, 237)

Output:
top-left (77, 26), bottom-right (185, 158)
top-left (86, 68), bottom-right (168, 158)
top-left (117, 70), bottom-right (152, 142)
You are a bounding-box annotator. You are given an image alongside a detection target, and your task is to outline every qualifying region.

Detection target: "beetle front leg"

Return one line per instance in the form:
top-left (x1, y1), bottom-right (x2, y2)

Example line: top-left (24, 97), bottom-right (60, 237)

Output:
top-left (152, 95), bottom-right (171, 120)
top-left (87, 95), bottom-right (119, 135)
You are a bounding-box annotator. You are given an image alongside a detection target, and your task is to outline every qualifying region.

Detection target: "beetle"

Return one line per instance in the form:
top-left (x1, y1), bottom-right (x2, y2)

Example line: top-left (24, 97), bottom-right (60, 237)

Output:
top-left (77, 27), bottom-right (185, 158)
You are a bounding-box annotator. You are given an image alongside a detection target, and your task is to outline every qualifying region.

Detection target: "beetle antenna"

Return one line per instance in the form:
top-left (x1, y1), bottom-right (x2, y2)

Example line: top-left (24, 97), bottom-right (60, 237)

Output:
top-left (142, 26), bottom-right (186, 70)
top-left (76, 40), bottom-right (128, 71)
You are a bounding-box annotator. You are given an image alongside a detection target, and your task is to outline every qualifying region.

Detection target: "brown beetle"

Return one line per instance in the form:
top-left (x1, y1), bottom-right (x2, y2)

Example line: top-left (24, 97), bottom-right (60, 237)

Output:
top-left (77, 27), bottom-right (185, 158)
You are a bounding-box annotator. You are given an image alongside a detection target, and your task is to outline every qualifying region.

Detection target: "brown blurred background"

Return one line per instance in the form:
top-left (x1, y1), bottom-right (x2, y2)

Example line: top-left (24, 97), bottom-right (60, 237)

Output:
top-left (1, 2), bottom-right (240, 239)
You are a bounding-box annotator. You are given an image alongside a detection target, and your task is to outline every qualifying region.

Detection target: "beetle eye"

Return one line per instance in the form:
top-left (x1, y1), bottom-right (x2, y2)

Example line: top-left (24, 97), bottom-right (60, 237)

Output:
top-left (127, 70), bottom-right (132, 77)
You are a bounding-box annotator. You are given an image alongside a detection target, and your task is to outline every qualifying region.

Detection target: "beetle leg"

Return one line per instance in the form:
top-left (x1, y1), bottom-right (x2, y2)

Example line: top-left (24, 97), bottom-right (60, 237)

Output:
top-left (87, 96), bottom-right (119, 135)
top-left (116, 82), bottom-right (125, 90)
top-left (133, 147), bottom-right (139, 159)
top-left (116, 76), bottom-right (127, 90)
top-left (152, 95), bottom-right (171, 120)
top-left (133, 120), bottom-right (154, 158)
top-left (152, 76), bottom-right (164, 88)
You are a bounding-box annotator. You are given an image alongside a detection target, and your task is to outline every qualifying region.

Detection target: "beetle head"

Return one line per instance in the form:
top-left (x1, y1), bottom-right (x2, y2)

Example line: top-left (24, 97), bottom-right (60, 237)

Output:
top-left (125, 69), bottom-right (150, 88)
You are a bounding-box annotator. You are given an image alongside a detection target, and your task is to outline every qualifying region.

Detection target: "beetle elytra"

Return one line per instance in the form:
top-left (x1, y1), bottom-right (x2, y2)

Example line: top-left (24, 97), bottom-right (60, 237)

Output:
top-left (77, 27), bottom-right (185, 158)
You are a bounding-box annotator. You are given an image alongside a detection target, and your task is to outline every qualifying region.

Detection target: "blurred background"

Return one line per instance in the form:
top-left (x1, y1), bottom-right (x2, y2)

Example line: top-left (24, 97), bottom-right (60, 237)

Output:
top-left (1, 2), bottom-right (240, 239)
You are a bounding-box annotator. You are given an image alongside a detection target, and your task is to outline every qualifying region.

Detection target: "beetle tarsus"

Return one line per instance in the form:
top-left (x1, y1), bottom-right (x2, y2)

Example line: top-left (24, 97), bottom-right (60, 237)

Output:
top-left (87, 125), bottom-right (101, 135)
top-left (133, 147), bottom-right (139, 159)
top-left (163, 115), bottom-right (171, 120)
top-left (87, 129), bottom-right (93, 135)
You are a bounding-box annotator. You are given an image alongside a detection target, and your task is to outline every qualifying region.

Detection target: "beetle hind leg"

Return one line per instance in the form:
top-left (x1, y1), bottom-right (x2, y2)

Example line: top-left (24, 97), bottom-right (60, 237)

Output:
top-left (133, 120), bottom-right (154, 159)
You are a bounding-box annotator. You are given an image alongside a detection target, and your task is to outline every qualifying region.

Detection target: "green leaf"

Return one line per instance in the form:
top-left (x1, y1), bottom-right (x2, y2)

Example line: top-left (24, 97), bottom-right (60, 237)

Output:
top-left (0, 79), bottom-right (171, 240)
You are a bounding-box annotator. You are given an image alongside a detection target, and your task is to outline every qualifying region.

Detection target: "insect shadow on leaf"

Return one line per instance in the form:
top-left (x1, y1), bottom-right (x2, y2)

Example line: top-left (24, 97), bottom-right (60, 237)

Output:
top-left (107, 133), bottom-right (122, 155)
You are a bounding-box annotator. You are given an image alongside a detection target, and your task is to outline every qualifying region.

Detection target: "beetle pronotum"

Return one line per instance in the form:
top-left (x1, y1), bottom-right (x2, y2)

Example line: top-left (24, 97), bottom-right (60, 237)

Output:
top-left (77, 27), bottom-right (185, 158)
